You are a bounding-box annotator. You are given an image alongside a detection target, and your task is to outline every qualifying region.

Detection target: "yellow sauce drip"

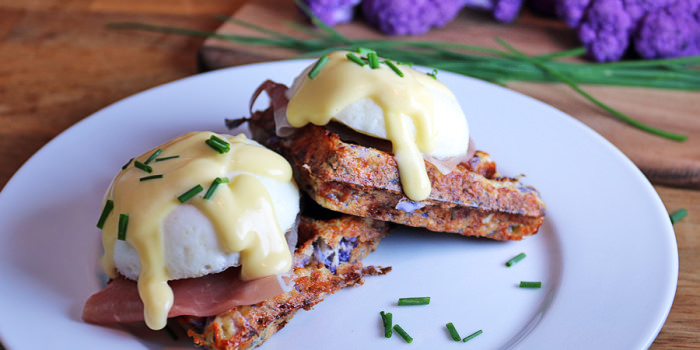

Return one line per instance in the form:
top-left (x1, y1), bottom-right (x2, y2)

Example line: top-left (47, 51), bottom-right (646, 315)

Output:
top-left (286, 51), bottom-right (450, 201)
top-left (99, 132), bottom-right (293, 330)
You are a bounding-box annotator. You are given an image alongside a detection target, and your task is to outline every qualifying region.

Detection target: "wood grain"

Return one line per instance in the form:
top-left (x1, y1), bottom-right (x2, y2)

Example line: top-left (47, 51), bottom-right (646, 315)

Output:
top-left (0, 0), bottom-right (698, 348)
top-left (199, 0), bottom-right (700, 189)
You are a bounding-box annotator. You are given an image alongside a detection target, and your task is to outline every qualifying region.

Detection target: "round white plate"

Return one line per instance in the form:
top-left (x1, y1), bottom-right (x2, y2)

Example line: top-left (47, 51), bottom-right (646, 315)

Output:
top-left (0, 60), bottom-right (677, 349)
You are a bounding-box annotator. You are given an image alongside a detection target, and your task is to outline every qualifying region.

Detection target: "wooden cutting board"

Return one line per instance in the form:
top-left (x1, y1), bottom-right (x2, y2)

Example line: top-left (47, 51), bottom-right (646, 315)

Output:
top-left (198, 0), bottom-right (700, 188)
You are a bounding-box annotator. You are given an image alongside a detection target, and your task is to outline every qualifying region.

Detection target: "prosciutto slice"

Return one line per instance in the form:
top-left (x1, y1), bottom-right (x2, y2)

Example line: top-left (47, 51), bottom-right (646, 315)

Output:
top-left (82, 267), bottom-right (290, 324)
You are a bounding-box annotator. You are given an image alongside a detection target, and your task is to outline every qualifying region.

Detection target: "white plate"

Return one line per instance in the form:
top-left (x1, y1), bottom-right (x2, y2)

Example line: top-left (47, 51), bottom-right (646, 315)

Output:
top-left (0, 60), bottom-right (677, 350)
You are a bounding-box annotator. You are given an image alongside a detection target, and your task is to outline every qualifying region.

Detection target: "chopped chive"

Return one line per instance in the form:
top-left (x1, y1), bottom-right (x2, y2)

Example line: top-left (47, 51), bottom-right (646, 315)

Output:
top-left (139, 174), bottom-right (163, 182)
top-left (519, 281), bottom-right (542, 288)
top-left (506, 252), bottom-right (527, 267)
top-left (203, 177), bottom-right (230, 200)
top-left (367, 52), bottom-right (379, 69)
top-left (393, 324), bottom-right (413, 343)
top-left (118, 214), bottom-right (129, 241)
top-left (155, 155), bottom-right (180, 162)
top-left (346, 52), bottom-right (366, 66)
top-left (427, 69), bottom-right (438, 80)
top-left (96, 200), bottom-right (114, 229)
top-left (384, 60), bottom-right (404, 77)
top-left (396, 61), bottom-right (414, 67)
top-left (134, 160), bottom-right (153, 173)
top-left (121, 158), bottom-right (134, 170)
top-left (670, 208), bottom-right (688, 224)
top-left (177, 184), bottom-right (204, 203)
top-left (380, 311), bottom-right (392, 338)
top-left (398, 297), bottom-right (430, 306)
top-left (205, 135), bottom-right (230, 154)
top-left (144, 149), bottom-right (162, 164)
top-left (308, 54), bottom-right (329, 79)
top-left (355, 47), bottom-right (375, 55)
top-left (462, 329), bottom-right (483, 343)
top-left (446, 322), bottom-right (461, 341)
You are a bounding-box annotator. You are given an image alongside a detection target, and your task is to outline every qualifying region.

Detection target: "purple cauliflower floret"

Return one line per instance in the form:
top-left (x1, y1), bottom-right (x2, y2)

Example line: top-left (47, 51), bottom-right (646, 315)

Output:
top-left (634, 0), bottom-right (700, 58)
top-left (361, 0), bottom-right (464, 35)
top-left (299, 0), bottom-right (362, 26)
top-left (577, 0), bottom-right (633, 61)
top-left (556, 0), bottom-right (591, 27)
top-left (462, 0), bottom-right (526, 23)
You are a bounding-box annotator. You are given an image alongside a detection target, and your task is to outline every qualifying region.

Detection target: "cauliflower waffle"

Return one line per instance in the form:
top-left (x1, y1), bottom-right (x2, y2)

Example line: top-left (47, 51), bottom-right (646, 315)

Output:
top-left (178, 215), bottom-right (391, 350)
top-left (245, 81), bottom-right (546, 241)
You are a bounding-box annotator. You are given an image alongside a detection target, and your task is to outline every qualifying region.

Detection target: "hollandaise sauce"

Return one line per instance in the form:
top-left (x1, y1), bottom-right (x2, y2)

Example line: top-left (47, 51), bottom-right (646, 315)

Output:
top-left (286, 51), bottom-right (452, 201)
top-left (98, 132), bottom-right (293, 330)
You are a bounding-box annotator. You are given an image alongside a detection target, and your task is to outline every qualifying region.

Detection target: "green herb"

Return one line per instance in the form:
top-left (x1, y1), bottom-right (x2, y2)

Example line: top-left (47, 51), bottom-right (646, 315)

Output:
top-left (393, 324), bottom-right (413, 343)
top-left (355, 47), bottom-right (375, 55)
top-left (398, 297), bottom-right (430, 306)
top-left (155, 155), bottom-right (180, 162)
top-left (134, 160), bottom-right (153, 173)
top-left (178, 184), bottom-right (204, 203)
top-left (205, 135), bottom-right (231, 154)
top-left (446, 322), bottom-right (461, 341)
top-left (139, 174), bottom-right (164, 181)
top-left (118, 214), bottom-right (129, 241)
top-left (367, 52), bottom-right (380, 69)
top-left (384, 60), bottom-right (404, 77)
top-left (107, 5), bottom-right (699, 141)
top-left (670, 208), bottom-right (688, 224)
top-left (506, 252), bottom-right (527, 267)
top-left (308, 54), bottom-right (329, 79)
top-left (96, 200), bottom-right (114, 229)
top-left (346, 52), bottom-right (366, 66)
top-left (462, 329), bottom-right (483, 343)
top-left (203, 177), bottom-right (230, 200)
top-left (144, 149), bottom-right (162, 164)
top-left (380, 311), bottom-right (392, 338)
top-left (121, 158), bottom-right (134, 170)
top-left (427, 69), bottom-right (438, 80)
top-left (519, 281), bottom-right (542, 288)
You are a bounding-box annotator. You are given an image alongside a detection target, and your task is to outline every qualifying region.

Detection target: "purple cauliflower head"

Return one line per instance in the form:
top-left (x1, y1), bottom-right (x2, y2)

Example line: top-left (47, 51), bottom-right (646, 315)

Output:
top-left (361, 0), bottom-right (464, 35)
top-left (634, 0), bottom-right (700, 58)
top-left (462, 0), bottom-right (526, 23)
top-left (578, 0), bottom-right (633, 61)
top-left (556, 0), bottom-right (591, 27)
top-left (299, 0), bottom-right (362, 26)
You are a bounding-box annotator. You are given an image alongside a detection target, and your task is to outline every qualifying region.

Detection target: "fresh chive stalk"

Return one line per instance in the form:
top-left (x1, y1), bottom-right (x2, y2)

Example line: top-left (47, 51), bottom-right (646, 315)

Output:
top-left (506, 252), bottom-right (527, 267)
top-left (121, 158), bottom-right (134, 170)
top-left (155, 155), bottom-right (180, 162)
top-left (139, 174), bottom-right (164, 181)
top-left (203, 177), bottom-right (230, 200)
top-left (134, 160), bottom-right (153, 173)
top-left (308, 54), bottom-right (329, 79)
top-left (178, 184), bottom-right (204, 203)
top-left (393, 324), bottom-right (413, 343)
top-left (96, 200), bottom-right (114, 229)
top-left (398, 297), bottom-right (430, 306)
top-left (144, 149), bottom-right (162, 164)
top-left (205, 135), bottom-right (231, 154)
top-left (519, 281), bottom-right (542, 288)
top-left (384, 60), bottom-right (404, 77)
top-left (118, 214), bottom-right (129, 241)
top-left (462, 329), bottom-right (483, 343)
top-left (367, 52), bottom-right (380, 69)
top-left (380, 311), bottom-right (392, 338)
top-left (346, 52), bottom-right (366, 66)
top-left (670, 208), bottom-right (688, 224)
top-left (446, 322), bottom-right (461, 341)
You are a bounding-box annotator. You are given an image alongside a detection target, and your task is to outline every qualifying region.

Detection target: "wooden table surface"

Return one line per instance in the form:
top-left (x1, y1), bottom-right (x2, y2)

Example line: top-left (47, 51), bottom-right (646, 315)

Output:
top-left (0, 1), bottom-right (698, 348)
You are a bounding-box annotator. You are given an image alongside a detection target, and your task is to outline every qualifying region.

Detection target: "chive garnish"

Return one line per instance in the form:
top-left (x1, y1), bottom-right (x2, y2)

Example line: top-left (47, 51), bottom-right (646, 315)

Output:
top-left (427, 69), bottom-right (438, 80)
top-left (139, 174), bottom-right (163, 181)
top-left (380, 311), bottom-right (392, 338)
top-left (117, 214), bottom-right (129, 241)
top-left (367, 52), bottom-right (380, 69)
top-left (355, 47), bottom-right (375, 55)
top-left (519, 281), bottom-right (542, 288)
top-left (670, 208), bottom-right (688, 224)
top-left (205, 135), bottom-right (230, 154)
top-left (393, 324), bottom-right (413, 343)
top-left (96, 200), bottom-right (114, 229)
top-left (308, 54), bottom-right (329, 79)
top-left (203, 177), bottom-right (229, 200)
top-left (384, 60), bottom-right (404, 77)
top-left (346, 52), bottom-right (366, 66)
top-left (121, 158), bottom-right (134, 170)
top-left (134, 160), bottom-right (153, 173)
top-left (506, 252), bottom-right (527, 267)
top-left (178, 184), bottom-right (204, 203)
top-left (446, 322), bottom-right (461, 341)
top-left (462, 329), bottom-right (483, 343)
top-left (144, 149), bottom-right (162, 164)
top-left (155, 155), bottom-right (180, 162)
top-left (398, 297), bottom-right (430, 306)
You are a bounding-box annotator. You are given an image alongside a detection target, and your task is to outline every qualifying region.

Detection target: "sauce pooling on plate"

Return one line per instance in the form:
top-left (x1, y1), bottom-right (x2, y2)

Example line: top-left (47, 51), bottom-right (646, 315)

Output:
top-left (285, 50), bottom-right (469, 201)
top-left (98, 131), bottom-right (295, 330)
